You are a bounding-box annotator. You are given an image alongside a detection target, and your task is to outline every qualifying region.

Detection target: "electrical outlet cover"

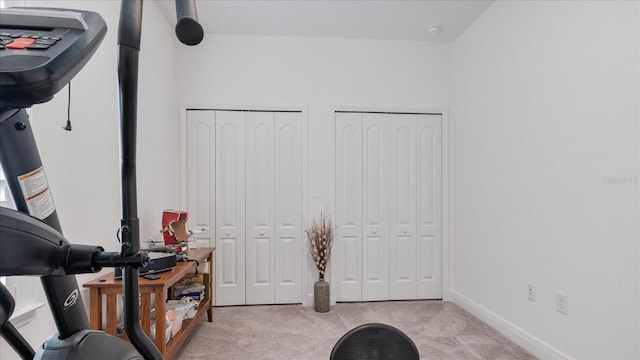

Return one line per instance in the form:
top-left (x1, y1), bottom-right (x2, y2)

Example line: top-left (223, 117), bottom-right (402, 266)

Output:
top-left (556, 293), bottom-right (568, 315)
top-left (527, 284), bottom-right (536, 302)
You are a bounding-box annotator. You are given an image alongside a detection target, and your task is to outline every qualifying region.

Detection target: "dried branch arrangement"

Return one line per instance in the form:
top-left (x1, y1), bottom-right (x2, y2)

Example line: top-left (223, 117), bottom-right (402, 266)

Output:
top-left (306, 212), bottom-right (334, 281)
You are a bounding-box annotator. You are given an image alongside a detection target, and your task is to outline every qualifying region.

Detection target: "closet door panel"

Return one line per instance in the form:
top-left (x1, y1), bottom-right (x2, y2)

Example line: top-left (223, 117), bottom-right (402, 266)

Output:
top-left (215, 111), bottom-right (246, 306)
top-left (275, 112), bottom-right (302, 303)
top-left (245, 112), bottom-right (276, 305)
top-left (335, 112), bottom-right (363, 301)
top-left (389, 114), bottom-right (417, 300)
top-left (186, 110), bottom-right (215, 248)
top-left (417, 115), bottom-right (442, 299)
top-left (362, 113), bottom-right (389, 301)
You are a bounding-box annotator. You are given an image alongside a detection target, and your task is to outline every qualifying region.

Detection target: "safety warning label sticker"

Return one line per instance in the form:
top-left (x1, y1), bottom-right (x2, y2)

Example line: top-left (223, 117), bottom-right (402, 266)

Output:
top-left (17, 166), bottom-right (55, 220)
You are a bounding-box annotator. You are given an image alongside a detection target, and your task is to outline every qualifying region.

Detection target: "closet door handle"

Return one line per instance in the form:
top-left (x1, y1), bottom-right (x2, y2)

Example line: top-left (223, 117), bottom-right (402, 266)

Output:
top-left (402, 228), bottom-right (408, 234)
top-left (259, 230), bottom-right (265, 236)
top-left (225, 230), bottom-right (231, 236)
top-left (372, 229), bottom-right (378, 234)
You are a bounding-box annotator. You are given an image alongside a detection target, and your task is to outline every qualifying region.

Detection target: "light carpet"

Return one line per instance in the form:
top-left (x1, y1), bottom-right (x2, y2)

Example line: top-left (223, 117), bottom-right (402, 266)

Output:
top-left (176, 300), bottom-right (536, 360)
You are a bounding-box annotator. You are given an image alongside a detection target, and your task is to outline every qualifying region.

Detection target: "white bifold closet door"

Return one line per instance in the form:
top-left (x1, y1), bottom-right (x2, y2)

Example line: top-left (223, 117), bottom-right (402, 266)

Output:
top-left (335, 112), bottom-right (363, 301)
top-left (186, 110), bottom-right (216, 249)
top-left (245, 112), bottom-right (303, 305)
top-left (245, 112), bottom-right (274, 304)
top-left (272, 113), bottom-right (303, 304)
top-left (215, 111), bottom-right (247, 306)
top-left (335, 112), bottom-right (442, 302)
top-left (362, 113), bottom-right (390, 301)
top-left (186, 110), bottom-right (302, 306)
top-left (389, 114), bottom-right (419, 300)
top-left (416, 117), bottom-right (442, 298)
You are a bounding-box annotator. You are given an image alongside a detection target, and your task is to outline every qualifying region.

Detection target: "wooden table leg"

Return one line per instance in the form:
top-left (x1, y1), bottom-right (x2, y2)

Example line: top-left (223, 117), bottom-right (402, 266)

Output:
top-left (141, 293), bottom-right (151, 337)
top-left (207, 253), bottom-right (213, 322)
top-left (155, 287), bottom-right (166, 354)
top-left (106, 294), bottom-right (117, 336)
top-left (89, 289), bottom-right (102, 330)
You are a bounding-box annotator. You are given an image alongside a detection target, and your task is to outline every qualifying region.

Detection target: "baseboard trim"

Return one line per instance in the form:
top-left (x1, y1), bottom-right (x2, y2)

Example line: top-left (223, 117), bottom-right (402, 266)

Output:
top-left (450, 290), bottom-right (570, 360)
top-left (303, 293), bottom-right (313, 307)
top-left (10, 302), bottom-right (45, 329)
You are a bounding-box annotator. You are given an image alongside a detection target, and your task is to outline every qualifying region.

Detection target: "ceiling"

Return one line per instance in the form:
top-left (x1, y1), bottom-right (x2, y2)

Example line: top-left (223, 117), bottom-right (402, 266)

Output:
top-left (156, 0), bottom-right (493, 42)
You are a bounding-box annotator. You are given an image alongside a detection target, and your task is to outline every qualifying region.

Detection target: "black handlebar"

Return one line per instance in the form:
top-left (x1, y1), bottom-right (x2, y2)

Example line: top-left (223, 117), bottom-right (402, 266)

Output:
top-left (175, 0), bottom-right (204, 46)
top-left (118, 0), bottom-right (204, 48)
top-left (91, 251), bottom-right (149, 269)
top-left (117, 0), bottom-right (204, 358)
top-left (117, 0), bottom-right (143, 50)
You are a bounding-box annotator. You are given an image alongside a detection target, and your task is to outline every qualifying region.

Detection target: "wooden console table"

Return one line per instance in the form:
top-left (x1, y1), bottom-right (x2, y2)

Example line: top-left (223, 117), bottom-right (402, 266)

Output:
top-left (83, 247), bottom-right (214, 360)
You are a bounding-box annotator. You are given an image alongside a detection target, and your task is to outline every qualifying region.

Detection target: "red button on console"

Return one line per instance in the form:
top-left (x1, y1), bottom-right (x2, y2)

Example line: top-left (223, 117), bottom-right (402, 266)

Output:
top-left (6, 38), bottom-right (36, 49)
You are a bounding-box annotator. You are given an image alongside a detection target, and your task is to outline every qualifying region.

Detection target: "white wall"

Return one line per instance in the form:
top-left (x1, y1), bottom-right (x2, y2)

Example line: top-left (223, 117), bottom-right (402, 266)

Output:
top-left (452, 1), bottom-right (639, 358)
top-left (176, 36), bottom-right (451, 211)
top-left (176, 34), bottom-right (451, 300)
top-left (11, 1), bottom-right (637, 358)
top-left (1, 1), bottom-right (179, 358)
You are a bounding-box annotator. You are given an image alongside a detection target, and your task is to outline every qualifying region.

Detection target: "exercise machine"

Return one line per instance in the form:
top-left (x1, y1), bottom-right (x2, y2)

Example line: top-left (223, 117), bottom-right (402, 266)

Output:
top-left (0, 1), bottom-right (203, 359)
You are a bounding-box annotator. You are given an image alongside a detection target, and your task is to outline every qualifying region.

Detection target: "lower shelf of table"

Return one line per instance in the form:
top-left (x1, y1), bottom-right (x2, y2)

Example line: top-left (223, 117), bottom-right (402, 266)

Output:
top-left (163, 298), bottom-right (212, 360)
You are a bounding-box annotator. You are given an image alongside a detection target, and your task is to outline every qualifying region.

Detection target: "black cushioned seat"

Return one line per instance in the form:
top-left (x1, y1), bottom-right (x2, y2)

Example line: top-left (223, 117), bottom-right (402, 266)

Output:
top-left (330, 323), bottom-right (419, 360)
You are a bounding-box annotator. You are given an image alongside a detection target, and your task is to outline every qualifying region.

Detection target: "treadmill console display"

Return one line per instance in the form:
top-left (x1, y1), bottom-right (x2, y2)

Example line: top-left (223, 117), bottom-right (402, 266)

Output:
top-left (0, 8), bottom-right (106, 109)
